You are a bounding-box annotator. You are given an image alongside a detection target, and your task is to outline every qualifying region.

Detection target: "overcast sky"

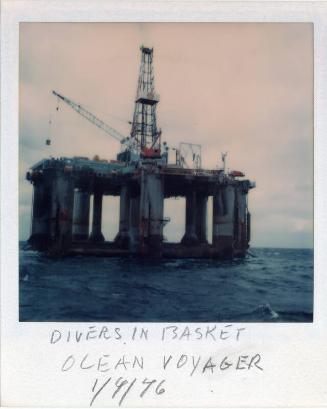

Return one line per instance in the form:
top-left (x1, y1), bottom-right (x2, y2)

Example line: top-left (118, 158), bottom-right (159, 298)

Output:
top-left (19, 23), bottom-right (313, 248)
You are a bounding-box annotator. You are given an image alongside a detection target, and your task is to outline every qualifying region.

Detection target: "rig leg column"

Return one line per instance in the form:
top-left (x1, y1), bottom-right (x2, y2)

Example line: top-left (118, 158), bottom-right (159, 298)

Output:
top-left (246, 211), bottom-right (251, 246)
top-left (28, 179), bottom-right (51, 249)
top-left (139, 169), bottom-right (164, 257)
top-left (196, 193), bottom-right (208, 243)
top-left (181, 191), bottom-right (199, 245)
top-left (89, 191), bottom-right (105, 242)
top-left (72, 189), bottom-right (90, 241)
top-left (148, 174), bottom-right (164, 257)
top-left (212, 185), bottom-right (235, 258)
top-left (56, 172), bottom-right (75, 252)
top-left (139, 170), bottom-right (150, 254)
top-left (234, 186), bottom-right (248, 256)
top-left (129, 195), bottom-right (141, 253)
top-left (49, 176), bottom-right (59, 244)
top-left (114, 185), bottom-right (131, 248)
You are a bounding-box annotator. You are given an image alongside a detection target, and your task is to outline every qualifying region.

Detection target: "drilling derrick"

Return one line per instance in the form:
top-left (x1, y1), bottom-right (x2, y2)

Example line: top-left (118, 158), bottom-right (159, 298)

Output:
top-left (131, 46), bottom-right (161, 159)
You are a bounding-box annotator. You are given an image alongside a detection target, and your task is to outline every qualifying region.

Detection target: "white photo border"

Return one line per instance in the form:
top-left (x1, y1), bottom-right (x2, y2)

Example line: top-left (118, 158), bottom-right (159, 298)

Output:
top-left (1, 1), bottom-right (327, 408)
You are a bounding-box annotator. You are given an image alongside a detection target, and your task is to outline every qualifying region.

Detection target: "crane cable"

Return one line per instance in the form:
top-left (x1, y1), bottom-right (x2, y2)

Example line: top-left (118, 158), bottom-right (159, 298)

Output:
top-left (46, 96), bottom-right (61, 147)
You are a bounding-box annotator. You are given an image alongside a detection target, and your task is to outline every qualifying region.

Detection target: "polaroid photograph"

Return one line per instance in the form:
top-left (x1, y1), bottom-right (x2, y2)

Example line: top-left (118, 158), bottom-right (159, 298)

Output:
top-left (1, 1), bottom-right (327, 408)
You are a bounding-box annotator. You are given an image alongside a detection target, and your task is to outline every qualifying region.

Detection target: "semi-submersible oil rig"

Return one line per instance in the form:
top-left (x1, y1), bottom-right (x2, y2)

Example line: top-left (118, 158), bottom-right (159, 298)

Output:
top-left (26, 46), bottom-right (255, 258)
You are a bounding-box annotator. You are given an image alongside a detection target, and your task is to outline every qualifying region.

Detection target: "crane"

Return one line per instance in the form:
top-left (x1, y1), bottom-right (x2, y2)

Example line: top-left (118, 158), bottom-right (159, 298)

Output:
top-left (52, 90), bottom-right (133, 149)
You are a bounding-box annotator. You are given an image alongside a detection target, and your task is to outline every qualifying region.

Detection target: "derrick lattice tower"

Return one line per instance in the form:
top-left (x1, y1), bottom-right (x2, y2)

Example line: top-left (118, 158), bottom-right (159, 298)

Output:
top-left (130, 46), bottom-right (161, 158)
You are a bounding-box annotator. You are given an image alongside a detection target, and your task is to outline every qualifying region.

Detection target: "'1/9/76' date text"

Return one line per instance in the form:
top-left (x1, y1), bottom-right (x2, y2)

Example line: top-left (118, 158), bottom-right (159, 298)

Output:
top-left (90, 376), bottom-right (166, 407)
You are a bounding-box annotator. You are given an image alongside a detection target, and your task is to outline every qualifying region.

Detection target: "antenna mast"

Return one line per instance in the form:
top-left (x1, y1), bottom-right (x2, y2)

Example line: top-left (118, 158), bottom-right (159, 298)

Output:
top-left (221, 152), bottom-right (228, 173)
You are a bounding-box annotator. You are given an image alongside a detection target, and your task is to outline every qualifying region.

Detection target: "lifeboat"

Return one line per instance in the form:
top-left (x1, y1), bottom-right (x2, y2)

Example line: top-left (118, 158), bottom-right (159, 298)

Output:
top-left (229, 170), bottom-right (245, 177)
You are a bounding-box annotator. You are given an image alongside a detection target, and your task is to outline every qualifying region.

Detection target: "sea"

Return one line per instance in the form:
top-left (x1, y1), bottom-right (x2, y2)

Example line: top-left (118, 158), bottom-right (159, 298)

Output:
top-left (19, 244), bottom-right (313, 322)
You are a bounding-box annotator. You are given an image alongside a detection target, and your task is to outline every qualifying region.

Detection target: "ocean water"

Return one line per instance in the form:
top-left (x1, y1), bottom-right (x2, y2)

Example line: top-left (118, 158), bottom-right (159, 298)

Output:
top-left (19, 245), bottom-right (313, 322)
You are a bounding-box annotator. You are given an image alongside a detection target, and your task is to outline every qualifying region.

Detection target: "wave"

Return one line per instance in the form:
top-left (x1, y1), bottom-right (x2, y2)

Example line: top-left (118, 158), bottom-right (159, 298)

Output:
top-left (253, 303), bottom-right (279, 319)
top-left (232, 303), bottom-right (279, 322)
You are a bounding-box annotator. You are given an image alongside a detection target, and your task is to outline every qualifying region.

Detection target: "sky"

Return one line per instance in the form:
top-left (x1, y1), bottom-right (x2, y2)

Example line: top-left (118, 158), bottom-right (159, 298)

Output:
top-left (19, 23), bottom-right (313, 248)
